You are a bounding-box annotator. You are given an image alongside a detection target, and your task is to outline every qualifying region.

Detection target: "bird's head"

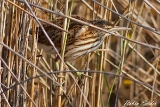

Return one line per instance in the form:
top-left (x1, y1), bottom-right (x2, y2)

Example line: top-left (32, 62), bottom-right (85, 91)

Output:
top-left (89, 20), bottom-right (113, 30)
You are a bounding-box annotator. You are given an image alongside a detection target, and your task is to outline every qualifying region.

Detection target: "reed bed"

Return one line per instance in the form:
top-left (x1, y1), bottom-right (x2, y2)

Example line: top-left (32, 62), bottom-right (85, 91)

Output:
top-left (0, 0), bottom-right (160, 107)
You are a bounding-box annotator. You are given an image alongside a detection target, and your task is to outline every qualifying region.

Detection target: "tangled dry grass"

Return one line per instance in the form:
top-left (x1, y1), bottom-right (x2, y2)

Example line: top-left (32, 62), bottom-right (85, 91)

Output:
top-left (0, 0), bottom-right (160, 107)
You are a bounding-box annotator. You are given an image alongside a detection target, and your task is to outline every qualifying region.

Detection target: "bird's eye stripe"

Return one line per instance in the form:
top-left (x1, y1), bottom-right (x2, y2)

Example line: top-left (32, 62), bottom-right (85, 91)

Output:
top-left (74, 37), bottom-right (101, 46)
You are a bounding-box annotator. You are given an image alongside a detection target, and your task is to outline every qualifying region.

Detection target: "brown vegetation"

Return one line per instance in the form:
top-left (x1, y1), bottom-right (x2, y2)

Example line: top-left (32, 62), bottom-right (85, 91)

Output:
top-left (0, 0), bottom-right (160, 107)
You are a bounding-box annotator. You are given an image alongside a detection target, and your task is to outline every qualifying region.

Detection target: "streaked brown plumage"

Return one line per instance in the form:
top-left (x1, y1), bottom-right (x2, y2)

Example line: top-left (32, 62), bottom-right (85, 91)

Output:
top-left (34, 16), bottom-right (113, 62)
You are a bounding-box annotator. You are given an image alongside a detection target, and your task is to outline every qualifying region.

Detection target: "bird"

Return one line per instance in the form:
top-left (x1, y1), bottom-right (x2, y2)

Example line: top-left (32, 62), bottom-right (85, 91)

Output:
top-left (30, 15), bottom-right (115, 62)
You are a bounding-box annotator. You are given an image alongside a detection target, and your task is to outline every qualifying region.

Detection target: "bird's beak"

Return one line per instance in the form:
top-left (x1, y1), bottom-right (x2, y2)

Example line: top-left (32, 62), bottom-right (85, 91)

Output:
top-left (108, 26), bottom-right (131, 32)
